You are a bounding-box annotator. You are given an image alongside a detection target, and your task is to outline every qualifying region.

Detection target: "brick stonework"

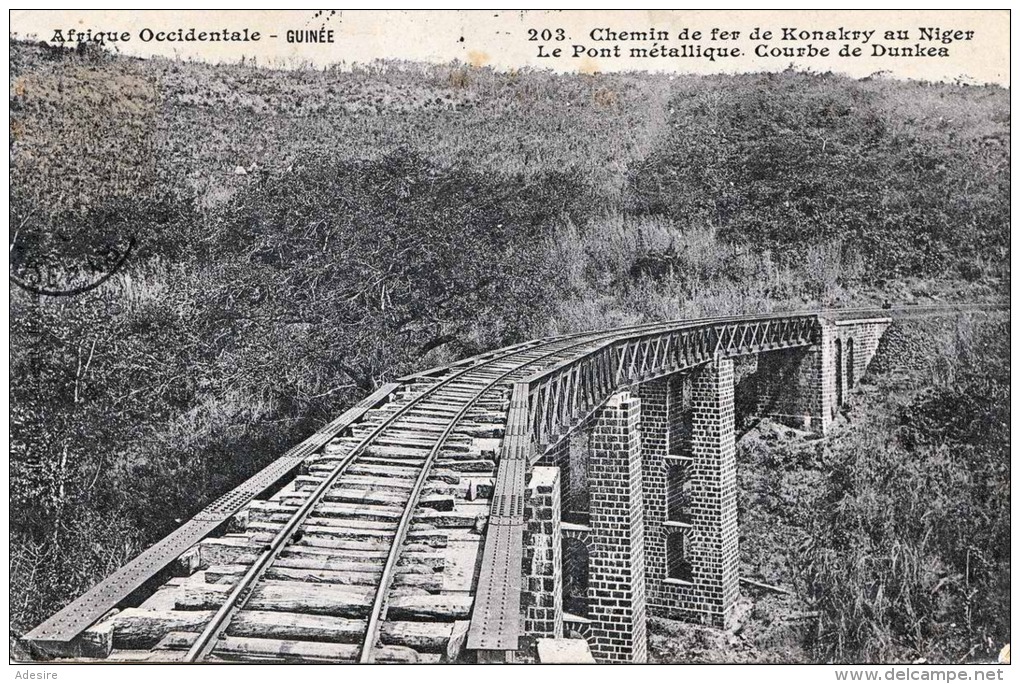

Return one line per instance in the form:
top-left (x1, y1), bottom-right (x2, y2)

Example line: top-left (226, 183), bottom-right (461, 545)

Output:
top-left (833, 320), bottom-right (890, 408)
top-left (588, 391), bottom-right (648, 663)
top-left (757, 319), bottom-right (889, 433)
top-left (638, 377), bottom-right (670, 615)
top-left (690, 360), bottom-right (739, 626)
top-left (642, 360), bottom-right (739, 627)
top-left (638, 375), bottom-right (699, 620)
top-left (536, 438), bottom-right (569, 483)
top-left (522, 467), bottom-right (563, 640)
top-left (756, 322), bottom-right (834, 433)
top-left (520, 317), bottom-right (890, 660)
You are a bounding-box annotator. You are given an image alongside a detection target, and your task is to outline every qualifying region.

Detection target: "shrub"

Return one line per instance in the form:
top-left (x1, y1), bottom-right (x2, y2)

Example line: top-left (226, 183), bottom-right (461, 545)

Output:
top-left (798, 317), bottom-right (1009, 663)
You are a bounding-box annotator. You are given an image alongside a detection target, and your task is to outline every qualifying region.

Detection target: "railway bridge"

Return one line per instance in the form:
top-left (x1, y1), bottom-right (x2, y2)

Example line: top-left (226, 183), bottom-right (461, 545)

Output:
top-left (24, 306), bottom-right (968, 663)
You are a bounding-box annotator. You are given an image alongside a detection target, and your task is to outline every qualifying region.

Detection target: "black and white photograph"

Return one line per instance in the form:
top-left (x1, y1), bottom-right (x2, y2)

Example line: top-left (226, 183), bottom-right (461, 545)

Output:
top-left (7, 8), bottom-right (1011, 675)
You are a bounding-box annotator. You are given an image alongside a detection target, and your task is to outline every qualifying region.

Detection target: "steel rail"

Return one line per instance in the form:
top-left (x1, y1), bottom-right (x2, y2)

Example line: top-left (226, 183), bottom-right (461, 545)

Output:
top-left (466, 299), bottom-right (1008, 653)
top-left (523, 301), bottom-right (1006, 417)
top-left (22, 310), bottom-right (819, 652)
top-left (364, 312), bottom-right (818, 659)
top-left (24, 299), bottom-right (1004, 655)
top-left (176, 314), bottom-right (786, 660)
top-left (187, 315), bottom-right (721, 662)
top-left (529, 301), bottom-right (1005, 360)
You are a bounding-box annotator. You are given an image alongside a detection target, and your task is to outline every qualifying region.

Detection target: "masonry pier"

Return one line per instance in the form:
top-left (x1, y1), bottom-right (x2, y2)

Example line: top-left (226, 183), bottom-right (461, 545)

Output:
top-left (514, 316), bottom-right (892, 662)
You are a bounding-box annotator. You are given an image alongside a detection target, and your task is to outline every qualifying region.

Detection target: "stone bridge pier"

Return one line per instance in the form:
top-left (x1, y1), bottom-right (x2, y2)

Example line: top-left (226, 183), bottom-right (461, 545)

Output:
top-left (522, 317), bottom-right (889, 663)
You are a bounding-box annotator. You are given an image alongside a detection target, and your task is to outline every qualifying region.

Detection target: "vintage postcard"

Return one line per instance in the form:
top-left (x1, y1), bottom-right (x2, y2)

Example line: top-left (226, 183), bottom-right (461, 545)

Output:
top-left (7, 8), bottom-right (1010, 678)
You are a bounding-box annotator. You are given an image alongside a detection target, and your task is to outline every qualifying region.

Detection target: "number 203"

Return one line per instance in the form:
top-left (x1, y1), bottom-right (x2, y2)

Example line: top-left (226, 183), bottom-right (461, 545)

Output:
top-left (528, 28), bottom-right (566, 41)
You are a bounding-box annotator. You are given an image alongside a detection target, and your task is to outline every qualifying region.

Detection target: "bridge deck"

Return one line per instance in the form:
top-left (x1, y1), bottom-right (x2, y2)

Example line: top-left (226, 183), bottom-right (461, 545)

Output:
top-left (22, 303), bottom-right (1002, 662)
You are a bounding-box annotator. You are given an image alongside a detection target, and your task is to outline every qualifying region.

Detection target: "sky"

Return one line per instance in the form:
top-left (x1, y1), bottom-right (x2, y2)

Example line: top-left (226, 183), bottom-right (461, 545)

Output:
top-left (9, 10), bottom-right (1011, 86)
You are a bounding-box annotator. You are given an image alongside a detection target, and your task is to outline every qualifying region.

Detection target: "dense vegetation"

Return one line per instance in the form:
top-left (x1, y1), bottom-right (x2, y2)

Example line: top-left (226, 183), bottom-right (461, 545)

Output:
top-left (734, 315), bottom-right (1009, 664)
top-left (9, 40), bottom-right (1009, 661)
top-left (803, 317), bottom-right (1010, 663)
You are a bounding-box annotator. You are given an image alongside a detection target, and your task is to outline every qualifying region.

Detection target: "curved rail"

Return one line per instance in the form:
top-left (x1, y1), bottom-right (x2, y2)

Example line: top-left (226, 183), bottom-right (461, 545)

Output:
top-left (26, 308), bottom-right (805, 654)
top-left (24, 299), bottom-right (1004, 659)
top-left (185, 313), bottom-right (746, 662)
top-left (467, 299), bottom-right (1008, 653)
top-left (358, 309), bottom-right (847, 659)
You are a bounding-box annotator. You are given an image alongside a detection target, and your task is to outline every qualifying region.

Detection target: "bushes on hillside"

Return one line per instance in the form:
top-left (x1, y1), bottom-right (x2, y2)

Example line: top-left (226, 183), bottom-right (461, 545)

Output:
top-left (798, 318), bottom-right (1009, 663)
top-left (626, 72), bottom-right (1009, 281)
top-left (8, 43), bottom-right (1008, 651)
top-left (9, 150), bottom-right (591, 632)
top-left (200, 151), bottom-right (591, 395)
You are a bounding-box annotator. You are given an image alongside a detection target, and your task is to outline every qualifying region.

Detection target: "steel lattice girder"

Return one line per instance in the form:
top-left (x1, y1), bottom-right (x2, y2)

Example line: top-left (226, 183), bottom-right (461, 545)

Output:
top-left (526, 315), bottom-right (817, 451)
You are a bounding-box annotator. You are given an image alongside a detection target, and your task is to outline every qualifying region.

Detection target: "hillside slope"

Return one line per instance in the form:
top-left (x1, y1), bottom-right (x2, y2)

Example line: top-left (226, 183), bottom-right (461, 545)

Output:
top-left (9, 41), bottom-right (1009, 652)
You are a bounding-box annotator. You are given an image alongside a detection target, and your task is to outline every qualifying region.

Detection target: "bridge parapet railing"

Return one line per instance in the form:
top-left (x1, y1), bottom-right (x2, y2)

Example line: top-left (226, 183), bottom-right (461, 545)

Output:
top-left (522, 314), bottom-right (819, 455)
top-left (469, 304), bottom-right (1009, 655)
